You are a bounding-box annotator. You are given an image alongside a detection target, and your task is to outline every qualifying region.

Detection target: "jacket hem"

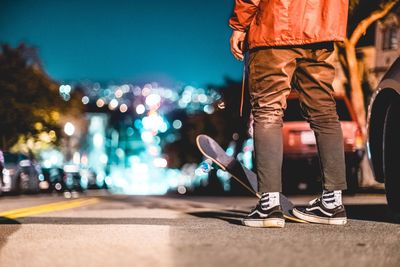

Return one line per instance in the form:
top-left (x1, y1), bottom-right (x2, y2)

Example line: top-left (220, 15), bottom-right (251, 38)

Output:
top-left (248, 38), bottom-right (345, 49)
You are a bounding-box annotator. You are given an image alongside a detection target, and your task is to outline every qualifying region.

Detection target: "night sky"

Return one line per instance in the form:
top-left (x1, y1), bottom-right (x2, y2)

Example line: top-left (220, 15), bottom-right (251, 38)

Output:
top-left (0, 0), bottom-right (242, 87)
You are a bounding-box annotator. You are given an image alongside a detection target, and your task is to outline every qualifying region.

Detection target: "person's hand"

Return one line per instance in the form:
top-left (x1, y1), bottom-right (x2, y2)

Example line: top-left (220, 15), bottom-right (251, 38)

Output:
top-left (230, 30), bottom-right (246, 61)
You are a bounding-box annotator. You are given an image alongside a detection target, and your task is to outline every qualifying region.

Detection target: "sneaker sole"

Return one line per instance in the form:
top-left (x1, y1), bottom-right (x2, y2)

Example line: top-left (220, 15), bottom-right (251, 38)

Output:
top-left (292, 208), bottom-right (347, 225)
top-left (242, 218), bottom-right (285, 228)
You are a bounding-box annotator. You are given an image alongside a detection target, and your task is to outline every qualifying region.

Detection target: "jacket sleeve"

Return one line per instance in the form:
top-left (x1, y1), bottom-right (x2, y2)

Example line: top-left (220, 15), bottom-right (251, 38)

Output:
top-left (229, 0), bottom-right (260, 32)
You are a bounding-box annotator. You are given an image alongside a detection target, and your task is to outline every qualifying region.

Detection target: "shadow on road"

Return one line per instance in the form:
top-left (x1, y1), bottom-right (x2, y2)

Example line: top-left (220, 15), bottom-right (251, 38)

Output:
top-left (189, 205), bottom-right (400, 225)
top-left (346, 204), bottom-right (400, 223)
top-left (0, 214), bottom-right (245, 226)
top-left (187, 210), bottom-right (244, 225)
top-left (188, 210), bottom-right (309, 225)
top-left (0, 217), bottom-right (181, 225)
top-left (0, 205), bottom-right (398, 226)
top-left (0, 217), bottom-right (21, 256)
top-left (0, 217), bottom-right (21, 225)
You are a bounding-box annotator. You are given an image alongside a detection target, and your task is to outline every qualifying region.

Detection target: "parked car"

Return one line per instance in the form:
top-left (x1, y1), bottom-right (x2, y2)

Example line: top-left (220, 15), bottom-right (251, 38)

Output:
top-left (367, 57), bottom-right (400, 218)
top-left (18, 158), bottom-right (41, 194)
top-left (1, 152), bottom-right (41, 194)
top-left (80, 168), bottom-right (100, 189)
top-left (1, 153), bottom-right (22, 194)
top-left (282, 92), bottom-right (365, 192)
top-left (63, 164), bottom-right (84, 192)
top-left (41, 167), bottom-right (66, 193)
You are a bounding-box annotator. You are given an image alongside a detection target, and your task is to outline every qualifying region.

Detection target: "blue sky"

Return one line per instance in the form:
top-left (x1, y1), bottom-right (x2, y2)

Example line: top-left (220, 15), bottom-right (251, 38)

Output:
top-left (0, 0), bottom-right (243, 87)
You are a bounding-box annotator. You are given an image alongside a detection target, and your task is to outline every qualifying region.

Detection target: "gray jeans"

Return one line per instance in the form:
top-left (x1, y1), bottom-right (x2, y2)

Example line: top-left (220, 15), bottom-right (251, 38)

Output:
top-left (248, 42), bottom-right (347, 192)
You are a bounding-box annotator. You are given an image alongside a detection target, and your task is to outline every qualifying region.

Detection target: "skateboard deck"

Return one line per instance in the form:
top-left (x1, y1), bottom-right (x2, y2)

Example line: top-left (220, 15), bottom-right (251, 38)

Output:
top-left (196, 134), bottom-right (306, 223)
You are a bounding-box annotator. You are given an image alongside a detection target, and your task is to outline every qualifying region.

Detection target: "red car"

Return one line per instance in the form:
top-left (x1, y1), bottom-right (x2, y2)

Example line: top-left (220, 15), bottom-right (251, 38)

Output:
top-left (282, 92), bottom-right (365, 192)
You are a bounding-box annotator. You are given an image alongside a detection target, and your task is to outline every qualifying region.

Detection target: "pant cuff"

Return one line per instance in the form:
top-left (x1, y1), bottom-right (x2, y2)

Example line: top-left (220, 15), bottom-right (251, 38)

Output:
top-left (323, 183), bottom-right (347, 191)
top-left (258, 187), bottom-right (282, 193)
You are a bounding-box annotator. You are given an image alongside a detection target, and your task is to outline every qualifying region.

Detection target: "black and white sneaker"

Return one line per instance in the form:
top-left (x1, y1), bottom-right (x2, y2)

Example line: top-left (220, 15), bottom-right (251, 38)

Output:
top-left (292, 197), bottom-right (347, 225)
top-left (242, 204), bottom-right (285, 228)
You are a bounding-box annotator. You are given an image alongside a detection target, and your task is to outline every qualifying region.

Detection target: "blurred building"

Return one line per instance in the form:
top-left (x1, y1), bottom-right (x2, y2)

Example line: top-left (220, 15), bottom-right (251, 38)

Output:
top-left (328, 13), bottom-right (399, 94)
top-left (358, 13), bottom-right (400, 90)
top-left (373, 13), bottom-right (400, 83)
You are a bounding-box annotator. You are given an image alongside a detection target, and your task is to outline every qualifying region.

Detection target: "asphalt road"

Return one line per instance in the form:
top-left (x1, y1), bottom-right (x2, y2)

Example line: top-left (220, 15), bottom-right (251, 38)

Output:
top-left (0, 192), bottom-right (399, 267)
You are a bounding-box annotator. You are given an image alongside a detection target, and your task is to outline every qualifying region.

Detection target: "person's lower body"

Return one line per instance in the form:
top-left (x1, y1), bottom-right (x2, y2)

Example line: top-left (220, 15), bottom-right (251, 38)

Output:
top-left (243, 42), bottom-right (347, 227)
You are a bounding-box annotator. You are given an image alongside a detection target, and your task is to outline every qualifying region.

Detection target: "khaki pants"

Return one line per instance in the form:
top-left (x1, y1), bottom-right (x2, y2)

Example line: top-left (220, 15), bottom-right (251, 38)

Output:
top-left (248, 42), bottom-right (347, 192)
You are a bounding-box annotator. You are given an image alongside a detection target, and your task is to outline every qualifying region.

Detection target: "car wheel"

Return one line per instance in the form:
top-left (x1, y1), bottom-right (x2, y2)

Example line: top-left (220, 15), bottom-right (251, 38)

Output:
top-left (14, 177), bottom-right (22, 195)
top-left (383, 100), bottom-right (400, 219)
top-left (19, 177), bottom-right (29, 193)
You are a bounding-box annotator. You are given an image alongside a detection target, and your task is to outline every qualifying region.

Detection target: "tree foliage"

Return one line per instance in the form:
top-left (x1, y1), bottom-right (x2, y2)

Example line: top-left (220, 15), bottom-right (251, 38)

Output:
top-left (0, 44), bottom-right (82, 152)
top-left (337, 0), bottom-right (399, 129)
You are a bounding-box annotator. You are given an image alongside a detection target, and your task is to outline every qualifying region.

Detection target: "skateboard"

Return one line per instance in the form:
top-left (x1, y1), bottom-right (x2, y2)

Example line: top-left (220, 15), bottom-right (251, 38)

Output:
top-left (196, 134), bottom-right (306, 223)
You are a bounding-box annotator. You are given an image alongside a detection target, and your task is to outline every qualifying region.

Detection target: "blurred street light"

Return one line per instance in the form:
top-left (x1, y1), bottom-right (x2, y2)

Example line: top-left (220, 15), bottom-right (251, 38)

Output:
top-left (64, 122), bottom-right (75, 162)
top-left (64, 122), bottom-right (75, 136)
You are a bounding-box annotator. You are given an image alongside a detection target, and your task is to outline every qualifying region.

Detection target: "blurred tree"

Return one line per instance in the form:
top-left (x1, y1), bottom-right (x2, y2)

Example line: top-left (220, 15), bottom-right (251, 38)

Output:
top-left (0, 44), bottom-right (82, 153)
top-left (339, 0), bottom-right (399, 130)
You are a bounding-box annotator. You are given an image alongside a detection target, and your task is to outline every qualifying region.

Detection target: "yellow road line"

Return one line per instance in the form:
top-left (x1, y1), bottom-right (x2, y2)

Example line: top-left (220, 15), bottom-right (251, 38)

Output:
top-left (0, 198), bottom-right (100, 219)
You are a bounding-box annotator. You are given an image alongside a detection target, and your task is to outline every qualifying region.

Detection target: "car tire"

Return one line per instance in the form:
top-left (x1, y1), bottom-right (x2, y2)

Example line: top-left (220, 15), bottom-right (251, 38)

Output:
top-left (14, 177), bottom-right (22, 195)
top-left (383, 101), bottom-right (400, 219)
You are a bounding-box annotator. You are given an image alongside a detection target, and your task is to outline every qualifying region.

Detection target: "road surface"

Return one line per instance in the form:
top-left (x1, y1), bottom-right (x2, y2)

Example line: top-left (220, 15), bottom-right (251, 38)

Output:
top-left (0, 192), bottom-right (399, 267)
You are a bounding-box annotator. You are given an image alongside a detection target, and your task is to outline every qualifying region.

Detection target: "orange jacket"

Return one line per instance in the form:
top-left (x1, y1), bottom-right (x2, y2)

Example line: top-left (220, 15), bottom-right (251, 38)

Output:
top-left (229, 0), bottom-right (349, 49)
